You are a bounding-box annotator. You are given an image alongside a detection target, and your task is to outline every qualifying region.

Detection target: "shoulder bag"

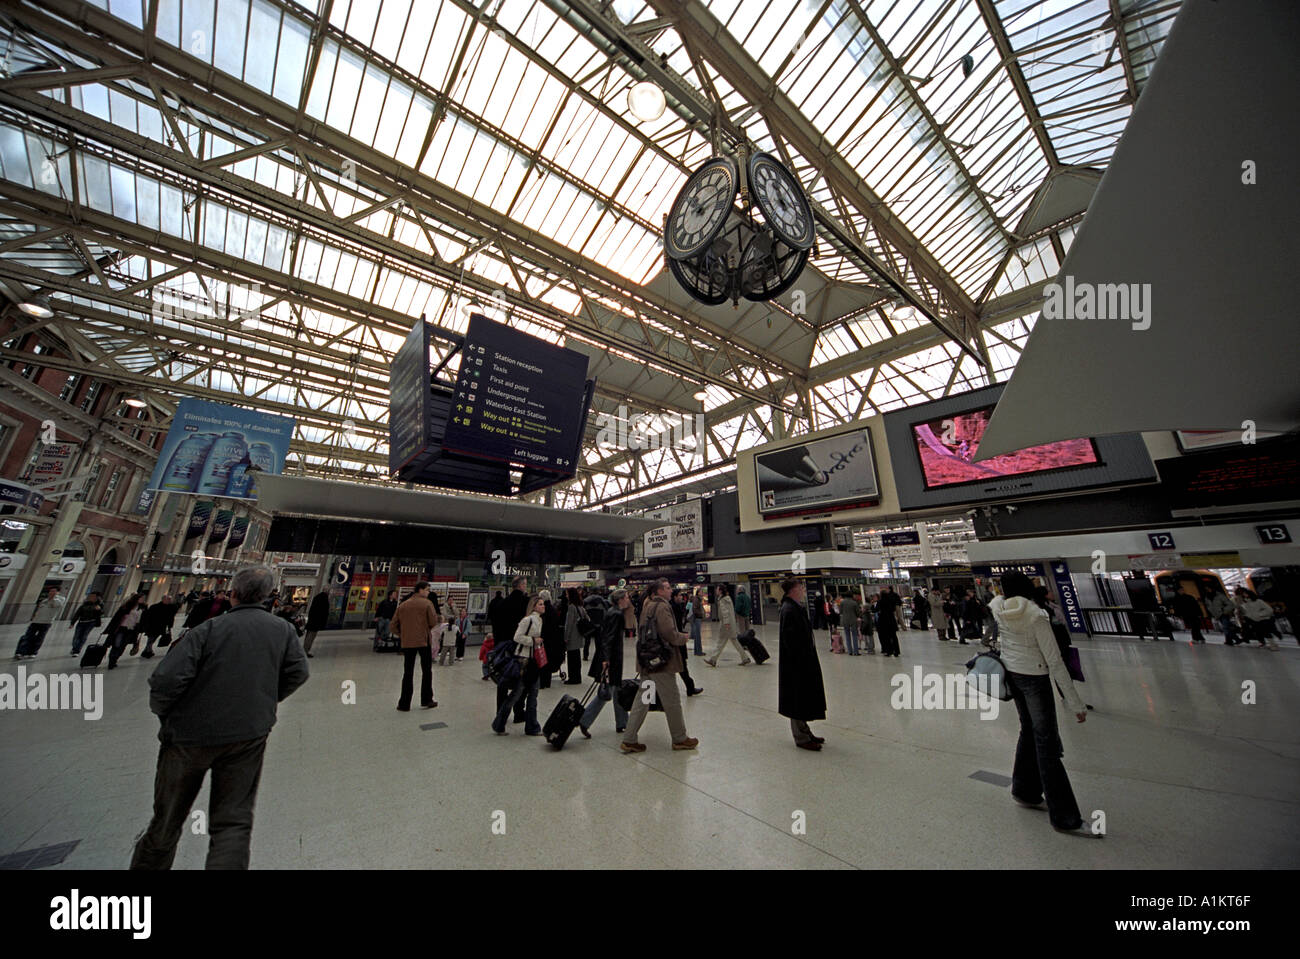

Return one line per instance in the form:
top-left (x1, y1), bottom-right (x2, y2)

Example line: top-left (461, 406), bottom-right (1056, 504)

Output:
top-left (965, 650), bottom-right (1012, 701)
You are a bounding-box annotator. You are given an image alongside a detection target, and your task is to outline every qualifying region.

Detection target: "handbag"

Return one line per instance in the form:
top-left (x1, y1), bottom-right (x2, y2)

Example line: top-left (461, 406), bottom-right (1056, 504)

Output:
top-left (1065, 646), bottom-right (1085, 683)
top-left (616, 677), bottom-right (641, 712)
top-left (533, 640), bottom-right (548, 669)
top-left (965, 650), bottom-right (1012, 700)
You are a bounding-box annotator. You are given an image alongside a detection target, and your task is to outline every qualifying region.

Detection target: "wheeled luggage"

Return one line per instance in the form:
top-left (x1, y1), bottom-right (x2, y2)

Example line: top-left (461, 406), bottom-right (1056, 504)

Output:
top-left (738, 630), bottom-right (770, 664)
top-left (79, 638), bottom-right (109, 668)
top-left (543, 680), bottom-right (598, 749)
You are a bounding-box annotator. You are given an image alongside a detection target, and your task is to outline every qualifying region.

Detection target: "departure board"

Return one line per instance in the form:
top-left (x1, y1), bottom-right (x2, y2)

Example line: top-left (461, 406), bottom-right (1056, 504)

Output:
top-left (441, 315), bottom-right (590, 474)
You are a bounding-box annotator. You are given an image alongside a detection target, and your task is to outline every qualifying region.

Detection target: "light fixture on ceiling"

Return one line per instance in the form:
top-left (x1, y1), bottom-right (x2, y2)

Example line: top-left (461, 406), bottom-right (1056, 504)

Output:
top-left (124, 396), bottom-right (147, 409)
top-left (692, 389), bottom-right (708, 402)
top-left (18, 294), bottom-right (53, 318)
top-left (890, 304), bottom-right (918, 322)
top-left (627, 81), bottom-right (666, 122)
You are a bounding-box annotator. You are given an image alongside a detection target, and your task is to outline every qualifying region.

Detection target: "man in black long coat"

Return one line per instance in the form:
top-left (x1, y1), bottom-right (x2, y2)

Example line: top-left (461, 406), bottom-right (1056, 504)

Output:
top-left (778, 577), bottom-right (826, 751)
top-left (876, 586), bottom-right (901, 657)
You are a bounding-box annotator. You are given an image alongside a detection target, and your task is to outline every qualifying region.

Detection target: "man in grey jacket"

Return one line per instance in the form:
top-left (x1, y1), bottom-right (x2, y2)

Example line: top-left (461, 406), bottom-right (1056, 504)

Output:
top-left (130, 565), bottom-right (309, 870)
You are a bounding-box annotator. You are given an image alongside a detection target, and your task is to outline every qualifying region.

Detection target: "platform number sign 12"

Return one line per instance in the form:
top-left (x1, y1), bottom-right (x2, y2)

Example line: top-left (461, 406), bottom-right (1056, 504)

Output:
top-left (1147, 532), bottom-right (1176, 550)
top-left (1256, 524), bottom-right (1291, 544)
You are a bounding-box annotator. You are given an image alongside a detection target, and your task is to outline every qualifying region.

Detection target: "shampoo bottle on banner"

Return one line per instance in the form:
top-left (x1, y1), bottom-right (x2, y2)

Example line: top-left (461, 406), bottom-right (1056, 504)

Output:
top-left (161, 432), bottom-right (218, 492)
top-left (196, 431), bottom-right (249, 496)
top-left (248, 441), bottom-right (276, 473)
top-left (224, 453), bottom-right (254, 497)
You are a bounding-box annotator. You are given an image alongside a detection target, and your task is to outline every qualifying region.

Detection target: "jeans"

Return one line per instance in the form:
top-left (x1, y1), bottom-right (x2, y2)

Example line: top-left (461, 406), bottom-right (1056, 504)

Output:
top-left (1007, 672), bottom-right (1082, 830)
top-left (1217, 614), bottom-right (1239, 644)
top-left (130, 736), bottom-right (268, 870)
top-left (14, 622), bottom-right (51, 657)
top-left (494, 672), bottom-right (540, 734)
top-left (71, 621), bottom-right (97, 654)
top-left (398, 645), bottom-right (434, 708)
top-left (581, 681), bottom-right (628, 731)
top-left (375, 617), bottom-right (391, 641)
top-left (861, 624), bottom-right (875, 652)
top-left (690, 618), bottom-right (703, 655)
top-left (107, 629), bottom-right (135, 667)
top-left (843, 624), bottom-right (860, 655)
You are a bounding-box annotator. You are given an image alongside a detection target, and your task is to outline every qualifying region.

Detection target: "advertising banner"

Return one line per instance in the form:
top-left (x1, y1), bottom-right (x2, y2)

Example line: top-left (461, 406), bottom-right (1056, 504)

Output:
top-left (1049, 561), bottom-right (1088, 634)
top-left (208, 509), bottom-right (235, 545)
top-left (137, 398), bottom-right (295, 513)
top-left (185, 500), bottom-right (215, 540)
top-left (754, 428), bottom-right (879, 516)
top-left (29, 442), bottom-right (78, 483)
top-left (643, 499), bottom-right (704, 557)
top-left (227, 516), bottom-right (250, 549)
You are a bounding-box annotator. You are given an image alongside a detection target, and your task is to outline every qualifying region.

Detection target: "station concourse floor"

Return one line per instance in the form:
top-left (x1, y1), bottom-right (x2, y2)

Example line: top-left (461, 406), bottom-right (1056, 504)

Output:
top-left (1, 620), bottom-right (1296, 870)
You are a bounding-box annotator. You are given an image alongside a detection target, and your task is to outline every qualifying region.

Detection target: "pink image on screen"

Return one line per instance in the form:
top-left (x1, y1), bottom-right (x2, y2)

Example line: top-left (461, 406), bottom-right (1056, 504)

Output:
top-left (913, 406), bottom-right (1098, 489)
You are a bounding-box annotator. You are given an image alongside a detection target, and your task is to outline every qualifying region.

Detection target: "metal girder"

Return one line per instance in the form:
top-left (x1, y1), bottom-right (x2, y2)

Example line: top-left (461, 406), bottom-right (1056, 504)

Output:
top-left (1107, 0), bottom-right (1141, 103)
top-left (10, 1), bottom-right (802, 406)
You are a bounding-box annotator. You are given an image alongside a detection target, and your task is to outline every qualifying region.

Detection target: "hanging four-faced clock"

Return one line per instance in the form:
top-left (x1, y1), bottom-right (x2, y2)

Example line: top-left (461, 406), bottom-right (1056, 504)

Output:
top-left (662, 151), bottom-right (812, 305)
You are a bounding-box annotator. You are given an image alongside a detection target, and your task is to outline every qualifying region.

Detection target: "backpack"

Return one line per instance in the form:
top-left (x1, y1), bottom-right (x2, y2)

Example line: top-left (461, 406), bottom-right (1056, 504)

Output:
top-left (636, 608), bottom-right (675, 672)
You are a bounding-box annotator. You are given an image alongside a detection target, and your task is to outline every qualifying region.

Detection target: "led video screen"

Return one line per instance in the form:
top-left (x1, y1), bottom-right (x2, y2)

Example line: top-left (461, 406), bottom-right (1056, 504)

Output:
top-left (912, 406), bottom-right (1100, 490)
top-left (882, 384), bottom-right (1157, 511)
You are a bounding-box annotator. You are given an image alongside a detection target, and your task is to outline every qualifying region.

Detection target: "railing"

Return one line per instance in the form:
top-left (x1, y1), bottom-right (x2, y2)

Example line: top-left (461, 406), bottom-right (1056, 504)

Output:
top-left (1082, 606), bottom-right (1180, 638)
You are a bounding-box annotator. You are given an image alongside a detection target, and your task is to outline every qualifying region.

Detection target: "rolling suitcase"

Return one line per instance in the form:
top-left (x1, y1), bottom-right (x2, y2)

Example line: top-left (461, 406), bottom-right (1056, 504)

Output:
top-left (543, 680), bottom-right (598, 750)
top-left (80, 637), bottom-right (110, 669)
top-left (738, 630), bottom-right (770, 664)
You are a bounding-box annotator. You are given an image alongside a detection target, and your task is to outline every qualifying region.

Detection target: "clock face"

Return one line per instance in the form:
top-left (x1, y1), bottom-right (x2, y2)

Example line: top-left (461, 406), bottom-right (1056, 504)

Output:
top-left (748, 153), bottom-right (815, 251)
top-left (664, 157), bottom-right (739, 261)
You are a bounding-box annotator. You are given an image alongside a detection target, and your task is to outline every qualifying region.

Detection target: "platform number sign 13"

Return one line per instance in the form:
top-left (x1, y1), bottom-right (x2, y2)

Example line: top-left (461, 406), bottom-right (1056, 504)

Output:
top-left (1256, 524), bottom-right (1291, 544)
top-left (1147, 532), bottom-right (1176, 550)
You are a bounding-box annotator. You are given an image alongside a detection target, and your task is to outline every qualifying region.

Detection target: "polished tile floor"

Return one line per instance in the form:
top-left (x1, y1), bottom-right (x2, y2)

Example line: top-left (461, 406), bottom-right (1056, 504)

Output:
top-left (1, 620), bottom-right (1296, 869)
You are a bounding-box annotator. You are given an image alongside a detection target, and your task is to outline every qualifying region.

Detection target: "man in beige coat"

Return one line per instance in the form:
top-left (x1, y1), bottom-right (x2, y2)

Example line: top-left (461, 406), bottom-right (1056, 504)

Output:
top-left (392, 582), bottom-right (440, 711)
top-left (704, 584), bottom-right (752, 667)
top-left (621, 578), bottom-right (699, 753)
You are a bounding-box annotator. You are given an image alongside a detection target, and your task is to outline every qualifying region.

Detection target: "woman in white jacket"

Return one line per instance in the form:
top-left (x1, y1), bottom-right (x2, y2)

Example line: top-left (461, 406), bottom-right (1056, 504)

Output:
top-left (705, 584), bottom-right (752, 667)
top-left (989, 572), bottom-right (1096, 837)
top-left (492, 596), bottom-right (545, 735)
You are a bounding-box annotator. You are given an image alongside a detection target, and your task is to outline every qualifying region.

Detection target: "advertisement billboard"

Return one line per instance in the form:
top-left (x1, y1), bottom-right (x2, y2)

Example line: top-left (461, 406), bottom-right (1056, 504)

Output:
top-left (227, 516), bottom-right (251, 549)
top-left (911, 405), bottom-right (1099, 490)
top-left (643, 499), bottom-right (704, 557)
top-left (137, 398), bottom-right (295, 513)
top-left (882, 384), bottom-right (1156, 511)
top-left (208, 509), bottom-right (235, 545)
top-left (28, 442), bottom-right (78, 484)
top-left (753, 427), bottom-right (880, 517)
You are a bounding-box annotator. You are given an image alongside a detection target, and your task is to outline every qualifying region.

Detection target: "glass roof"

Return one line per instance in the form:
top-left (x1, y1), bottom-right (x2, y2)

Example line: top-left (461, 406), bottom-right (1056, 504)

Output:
top-left (0, 0), bottom-right (1180, 505)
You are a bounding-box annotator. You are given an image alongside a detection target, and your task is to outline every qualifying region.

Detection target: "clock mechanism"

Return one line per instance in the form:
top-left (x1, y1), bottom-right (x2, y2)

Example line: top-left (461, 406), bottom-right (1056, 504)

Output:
top-left (663, 151), bottom-right (813, 305)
